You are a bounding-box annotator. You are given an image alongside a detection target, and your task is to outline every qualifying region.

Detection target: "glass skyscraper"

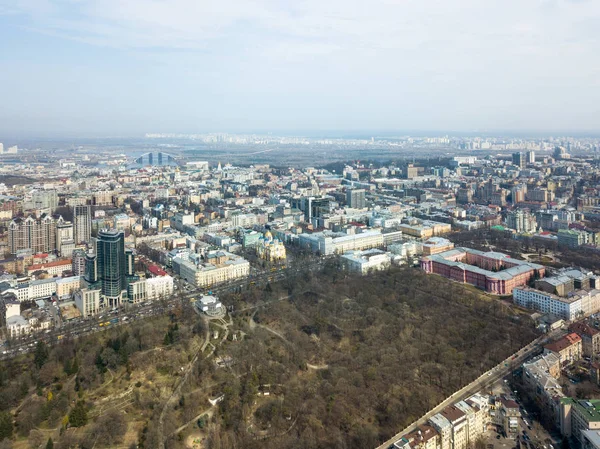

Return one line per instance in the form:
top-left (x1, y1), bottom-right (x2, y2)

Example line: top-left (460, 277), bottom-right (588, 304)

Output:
top-left (96, 229), bottom-right (127, 299)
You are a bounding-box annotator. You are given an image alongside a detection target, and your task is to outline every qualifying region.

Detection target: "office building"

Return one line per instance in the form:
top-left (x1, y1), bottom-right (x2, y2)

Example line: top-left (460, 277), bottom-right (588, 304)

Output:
top-left (512, 152), bottom-right (526, 169)
top-left (97, 229), bottom-right (126, 300)
top-left (346, 188), bottom-right (366, 209)
top-left (74, 205), bottom-right (92, 244)
top-left (56, 220), bottom-right (75, 257)
top-left (84, 229), bottom-right (139, 307)
top-left (299, 229), bottom-right (385, 256)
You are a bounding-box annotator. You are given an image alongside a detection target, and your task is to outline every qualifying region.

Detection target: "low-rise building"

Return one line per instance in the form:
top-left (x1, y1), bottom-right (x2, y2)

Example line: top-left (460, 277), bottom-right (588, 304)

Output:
top-left (544, 333), bottom-right (582, 366)
top-left (26, 259), bottom-right (72, 276)
top-left (195, 295), bottom-right (224, 317)
top-left (513, 287), bottom-right (600, 321)
top-left (146, 275), bottom-right (174, 301)
top-left (179, 251), bottom-right (250, 288)
top-left (569, 322), bottom-right (600, 357)
top-left (393, 425), bottom-right (439, 449)
top-left (341, 249), bottom-right (391, 274)
top-left (421, 247), bottom-right (545, 295)
top-left (421, 237), bottom-right (455, 256)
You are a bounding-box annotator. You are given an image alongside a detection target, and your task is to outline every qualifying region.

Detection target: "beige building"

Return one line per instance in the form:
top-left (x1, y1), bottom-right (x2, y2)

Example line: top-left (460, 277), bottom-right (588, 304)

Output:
top-left (8, 215), bottom-right (62, 254)
top-left (179, 251), bottom-right (250, 288)
top-left (74, 288), bottom-right (101, 318)
top-left (393, 425), bottom-right (439, 449)
top-left (544, 333), bottom-right (583, 366)
top-left (569, 322), bottom-right (600, 357)
top-left (127, 279), bottom-right (147, 304)
top-left (422, 237), bottom-right (455, 256)
top-left (55, 276), bottom-right (82, 300)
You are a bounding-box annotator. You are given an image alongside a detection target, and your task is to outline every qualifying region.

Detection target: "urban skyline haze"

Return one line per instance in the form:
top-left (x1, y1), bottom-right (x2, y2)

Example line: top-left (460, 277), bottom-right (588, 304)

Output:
top-left (0, 0), bottom-right (599, 136)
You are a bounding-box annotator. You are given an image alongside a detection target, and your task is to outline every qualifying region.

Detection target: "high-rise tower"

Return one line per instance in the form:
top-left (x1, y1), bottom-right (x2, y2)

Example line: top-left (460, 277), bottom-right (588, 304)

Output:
top-left (96, 229), bottom-right (127, 302)
top-left (74, 205), bottom-right (92, 244)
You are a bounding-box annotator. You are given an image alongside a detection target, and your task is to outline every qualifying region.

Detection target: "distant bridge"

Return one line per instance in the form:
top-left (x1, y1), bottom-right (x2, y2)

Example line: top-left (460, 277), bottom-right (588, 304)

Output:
top-left (132, 151), bottom-right (178, 167)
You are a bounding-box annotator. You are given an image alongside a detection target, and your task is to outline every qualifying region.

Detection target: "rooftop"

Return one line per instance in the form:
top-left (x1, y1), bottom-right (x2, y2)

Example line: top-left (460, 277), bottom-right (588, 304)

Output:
top-left (545, 333), bottom-right (582, 353)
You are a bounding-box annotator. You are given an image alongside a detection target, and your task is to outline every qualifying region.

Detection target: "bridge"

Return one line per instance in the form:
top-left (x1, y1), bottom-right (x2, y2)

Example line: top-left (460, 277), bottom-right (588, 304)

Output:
top-left (131, 151), bottom-right (178, 167)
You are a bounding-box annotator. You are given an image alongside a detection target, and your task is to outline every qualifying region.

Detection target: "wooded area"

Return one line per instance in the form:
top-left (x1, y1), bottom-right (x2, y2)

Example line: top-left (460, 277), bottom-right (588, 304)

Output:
top-left (0, 265), bottom-right (538, 449)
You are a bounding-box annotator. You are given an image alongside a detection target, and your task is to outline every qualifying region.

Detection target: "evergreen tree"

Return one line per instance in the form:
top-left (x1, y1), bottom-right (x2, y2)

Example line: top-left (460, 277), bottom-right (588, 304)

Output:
top-left (71, 357), bottom-right (79, 375)
top-left (68, 401), bottom-right (88, 427)
top-left (34, 341), bottom-right (49, 369)
top-left (0, 411), bottom-right (13, 441)
top-left (63, 359), bottom-right (72, 375)
top-left (46, 438), bottom-right (54, 449)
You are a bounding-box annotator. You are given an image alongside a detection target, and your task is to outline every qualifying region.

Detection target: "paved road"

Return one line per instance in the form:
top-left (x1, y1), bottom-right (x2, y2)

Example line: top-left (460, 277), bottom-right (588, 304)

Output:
top-left (0, 257), bottom-right (328, 360)
top-left (374, 328), bottom-right (566, 449)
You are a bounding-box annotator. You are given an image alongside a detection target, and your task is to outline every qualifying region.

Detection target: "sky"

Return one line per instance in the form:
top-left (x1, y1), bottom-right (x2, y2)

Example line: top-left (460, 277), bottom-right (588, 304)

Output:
top-left (0, 0), bottom-right (600, 137)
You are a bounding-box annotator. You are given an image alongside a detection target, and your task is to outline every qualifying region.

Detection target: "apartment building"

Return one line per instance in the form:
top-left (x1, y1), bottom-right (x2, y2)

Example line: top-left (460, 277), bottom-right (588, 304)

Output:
top-left (426, 400), bottom-right (487, 449)
top-left (393, 425), bottom-right (439, 449)
top-left (522, 353), bottom-right (564, 424)
top-left (8, 215), bottom-right (62, 254)
top-left (146, 275), bottom-right (174, 301)
top-left (512, 287), bottom-right (600, 321)
top-left (544, 333), bottom-right (582, 366)
top-left (55, 276), bottom-right (82, 300)
top-left (496, 397), bottom-right (521, 439)
top-left (569, 322), bottom-right (600, 357)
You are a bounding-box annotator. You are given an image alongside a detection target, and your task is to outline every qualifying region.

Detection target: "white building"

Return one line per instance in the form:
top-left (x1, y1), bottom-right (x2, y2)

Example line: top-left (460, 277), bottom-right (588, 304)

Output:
top-left (6, 315), bottom-right (30, 337)
top-left (10, 278), bottom-right (57, 302)
top-left (4, 300), bottom-right (20, 321)
top-left (341, 249), bottom-right (391, 274)
top-left (179, 251), bottom-right (250, 288)
top-left (146, 275), bottom-right (174, 301)
top-left (74, 288), bottom-right (101, 318)
top-left (299, 229), bottom-right (385, 255)
top-left (513, 287), bottom-right (600, 321)
top-left (195, 295), bottom-right (224, 317)
top-left (127, 279), bottom-right (147, 304)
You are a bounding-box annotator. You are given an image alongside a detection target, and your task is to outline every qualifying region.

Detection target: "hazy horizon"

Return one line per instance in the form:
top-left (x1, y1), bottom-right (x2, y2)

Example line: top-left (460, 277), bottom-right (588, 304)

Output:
top-left (1, 0), bottom-right (600, 137)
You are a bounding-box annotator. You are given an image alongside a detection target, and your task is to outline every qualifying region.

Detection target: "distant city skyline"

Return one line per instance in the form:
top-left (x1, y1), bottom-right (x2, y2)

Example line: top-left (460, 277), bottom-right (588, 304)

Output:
top-left (1, 0), bottom-right (599, 136)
